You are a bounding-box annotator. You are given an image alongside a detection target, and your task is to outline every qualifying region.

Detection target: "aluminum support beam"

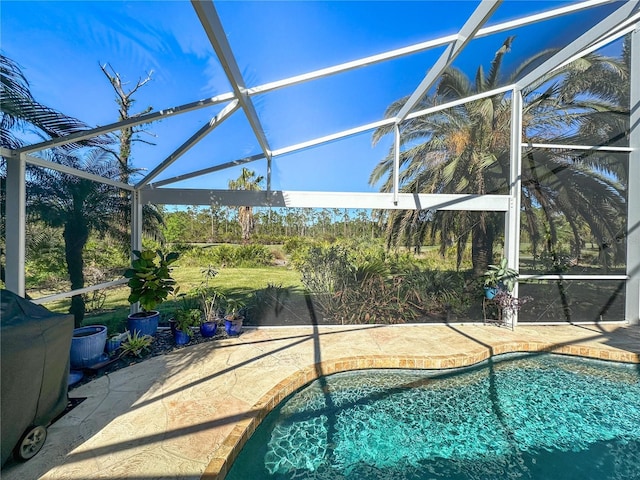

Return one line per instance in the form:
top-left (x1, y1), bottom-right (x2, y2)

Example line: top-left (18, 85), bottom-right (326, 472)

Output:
top-left (30, 279), bottom-right (128, 305)
top-left (139, 188), bottom-right (510, 211)
top-left (528, 143), bottom-right (632, 152)
top-left (517, 1), bottom-right (639, 90)
top-left (520, 274), bottom-right (628, 281)
top-left (393, 125), bottom-right (400, 205)
top-left (505, 88), bottom-right (523, 326)
top-left (4, 153), bottom-right (26, 296)
top-left (191, 0), bottom-right (272, 163)
top-left (627, 25), bottom-right (640, 324)
top-left (395, 0), bottom-right (501, 123)
top-left (272, 85), bottom-right (514, 161)
top-left (272, 119), bottom-right (392, 157)
top-left (136, 100), bottom-right (240, 188)
top-left (25, 153), bottom-right (133, 190)
top-left (130, 189), bottom-right (143, 314)
top-left (149, 153), bottom-right (265, 188)
top-left (556, 23), bottom-right (639, 71)
top-left (17, 93), bottom-right (235, 155)
top-left (248, 0), bottom-right (610, 96)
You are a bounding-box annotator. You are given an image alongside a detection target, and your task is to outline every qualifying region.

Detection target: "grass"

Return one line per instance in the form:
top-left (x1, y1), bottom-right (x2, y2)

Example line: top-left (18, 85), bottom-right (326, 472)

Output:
top-left (36, 265), bottom-right (305, 335)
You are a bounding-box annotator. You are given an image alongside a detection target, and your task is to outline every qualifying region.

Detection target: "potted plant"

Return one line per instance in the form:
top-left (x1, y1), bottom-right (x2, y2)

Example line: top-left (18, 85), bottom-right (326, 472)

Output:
top-left (120, 330), bottom-right (154, 358)
top-left (483, 258), bottom-right (518, 299)
top-left (124, 249), bottom-right (179, 337)
top-left (493, 290), bottom-right (532, 315)
top-left (105, 331), bottom-right (127, 354)
top-left (196, 265), bottom-right (225, 338)
top-left (199, 287), bottom-right (225, 338)
top-left (173, 306), bottom-right (201, 345)
top-left (224, 298), bottom-right (245, 336)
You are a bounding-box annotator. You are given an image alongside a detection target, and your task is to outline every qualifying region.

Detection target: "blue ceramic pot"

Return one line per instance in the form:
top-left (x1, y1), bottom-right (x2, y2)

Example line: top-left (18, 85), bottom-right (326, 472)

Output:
top-left (127, 311), bottom-right (159, 337)
top-left (105, 336), bottom-right (122, 354)
top-left (70, 325), bottom-right (107, 368)
top-left (224, 317), bottom-right (243, 336)
top-left (200, 321), bottom-right (218, 338)
top-left (174, 329), bottom-right (191, 345)
top-left (484, 286), bottom-right (498, 300)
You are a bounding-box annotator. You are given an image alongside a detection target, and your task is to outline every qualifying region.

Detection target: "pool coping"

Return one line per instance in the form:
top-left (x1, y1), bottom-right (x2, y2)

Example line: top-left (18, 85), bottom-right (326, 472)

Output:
top-left (201, 340), bottom-right (640, 479)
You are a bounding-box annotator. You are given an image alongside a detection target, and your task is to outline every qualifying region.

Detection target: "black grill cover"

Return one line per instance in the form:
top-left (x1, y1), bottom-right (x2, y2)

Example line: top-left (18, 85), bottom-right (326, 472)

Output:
top-left (1, 289), bottom-right (74, 466)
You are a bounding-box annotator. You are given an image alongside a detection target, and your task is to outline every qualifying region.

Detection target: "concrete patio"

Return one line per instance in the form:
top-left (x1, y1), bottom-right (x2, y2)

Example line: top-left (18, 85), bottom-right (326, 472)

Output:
top-left (2, 323), bottom-right (639, 480)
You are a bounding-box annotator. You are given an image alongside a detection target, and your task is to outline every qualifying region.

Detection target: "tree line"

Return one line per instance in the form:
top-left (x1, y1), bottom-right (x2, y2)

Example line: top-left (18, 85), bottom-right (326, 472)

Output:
top-left (161, 205), bottom-right (385, 244)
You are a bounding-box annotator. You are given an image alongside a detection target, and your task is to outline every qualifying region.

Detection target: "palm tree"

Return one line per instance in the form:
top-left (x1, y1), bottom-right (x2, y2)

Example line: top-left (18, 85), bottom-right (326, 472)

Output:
top-left (27, 148), bottom-right (127, 326)
top-left (228, 167), bottom-right (264, 243)
top-left (1, 54), bottom-right (111, 150)
top-left (1, 54), bottom-right (114, 287)
top-left (371, 37), bottom-right (628, 274)
top-left (2, 55), bottom-right (164, 317)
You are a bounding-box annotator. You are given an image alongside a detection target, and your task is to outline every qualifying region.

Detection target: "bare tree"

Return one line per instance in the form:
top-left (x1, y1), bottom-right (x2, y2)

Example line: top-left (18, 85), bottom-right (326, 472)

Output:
top-left (100, 63), bottom-right (154, 184)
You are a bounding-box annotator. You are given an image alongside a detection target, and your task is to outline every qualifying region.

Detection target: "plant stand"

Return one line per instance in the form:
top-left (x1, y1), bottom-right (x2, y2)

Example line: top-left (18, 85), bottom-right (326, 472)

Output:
top-left (482, 298), bottom-right (513, 330)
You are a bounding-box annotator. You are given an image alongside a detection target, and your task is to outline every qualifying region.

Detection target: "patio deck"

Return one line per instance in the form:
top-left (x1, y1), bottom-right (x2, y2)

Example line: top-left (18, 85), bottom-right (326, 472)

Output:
top-left (2, 323), bottom-right (639, 480)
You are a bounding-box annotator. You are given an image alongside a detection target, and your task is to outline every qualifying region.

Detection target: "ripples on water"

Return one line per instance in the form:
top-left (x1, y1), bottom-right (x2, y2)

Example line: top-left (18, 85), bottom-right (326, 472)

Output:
top-left (227, 354), bottom-right (640, 480)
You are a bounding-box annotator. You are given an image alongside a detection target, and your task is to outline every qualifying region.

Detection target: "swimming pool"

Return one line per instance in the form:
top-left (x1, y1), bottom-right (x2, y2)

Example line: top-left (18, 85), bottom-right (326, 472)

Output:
top-left (226, 354), bottom-right (640, 479)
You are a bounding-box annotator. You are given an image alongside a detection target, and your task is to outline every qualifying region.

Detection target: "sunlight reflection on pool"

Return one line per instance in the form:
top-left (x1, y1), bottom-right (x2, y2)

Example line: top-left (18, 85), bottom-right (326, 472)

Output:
top-left (227, 354), bottom-right (640, 480)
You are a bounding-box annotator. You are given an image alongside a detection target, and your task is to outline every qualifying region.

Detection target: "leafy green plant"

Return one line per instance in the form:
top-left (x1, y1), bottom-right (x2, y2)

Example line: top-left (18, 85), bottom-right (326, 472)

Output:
top-left (483, 258), bottom-right (518, 292)
top-left (124, 249), bottom-right (180, 312)
top-left (194, 265), bottom-right (225, 323)
top-left (121, 331), bottom-right (153, 358)
top-left (174, 308), bottom-right (201, 337)
top-left (224, 298), bottom-right (246, 320)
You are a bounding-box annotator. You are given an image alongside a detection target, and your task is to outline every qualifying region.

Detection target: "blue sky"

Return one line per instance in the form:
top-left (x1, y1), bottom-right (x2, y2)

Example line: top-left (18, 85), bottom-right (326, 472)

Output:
top-left (1, 1), bottom-right (621, 193)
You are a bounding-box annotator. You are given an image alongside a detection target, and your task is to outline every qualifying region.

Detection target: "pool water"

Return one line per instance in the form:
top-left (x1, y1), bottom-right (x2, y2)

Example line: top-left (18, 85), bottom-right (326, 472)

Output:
top-left (226, 354), bottom-right (640, 480)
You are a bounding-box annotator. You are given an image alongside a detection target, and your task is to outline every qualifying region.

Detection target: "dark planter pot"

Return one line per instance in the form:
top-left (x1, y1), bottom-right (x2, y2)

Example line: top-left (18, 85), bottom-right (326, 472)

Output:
top-left (174, 329), bottom-right (191, 345)
top-left (200, 321), bottom-right (218, 338)
top-left (224, 317), bottom-right (243, 336)
top-left (484, 286), bottom-right (498, 300)
top-left (70, 325), bottom-right (108, 368)
top-left (127, 311), bottom-right (160, 337)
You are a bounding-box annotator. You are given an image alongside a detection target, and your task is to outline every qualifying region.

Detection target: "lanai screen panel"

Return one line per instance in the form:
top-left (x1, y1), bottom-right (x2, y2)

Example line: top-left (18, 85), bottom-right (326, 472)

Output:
top-left (2, 1), bottom-right (637, 323)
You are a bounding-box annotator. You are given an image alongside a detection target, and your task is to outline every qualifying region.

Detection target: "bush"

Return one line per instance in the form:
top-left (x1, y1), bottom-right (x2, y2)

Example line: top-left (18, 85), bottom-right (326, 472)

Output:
top-left (177, 243), bottom-right (274, 268)
top-left (234, 244), bottom-right (273, 267)
top-left (295, 242), bottom-right (471, 324)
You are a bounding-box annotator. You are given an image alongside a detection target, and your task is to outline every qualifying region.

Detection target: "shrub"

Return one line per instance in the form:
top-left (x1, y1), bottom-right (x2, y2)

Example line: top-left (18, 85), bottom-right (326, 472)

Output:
top-left (295, 242), bottom-right (471, 324)
top-left (234, 244), bottom-right (273, 267)
top-left (178, 244), bottom-right (274, 268)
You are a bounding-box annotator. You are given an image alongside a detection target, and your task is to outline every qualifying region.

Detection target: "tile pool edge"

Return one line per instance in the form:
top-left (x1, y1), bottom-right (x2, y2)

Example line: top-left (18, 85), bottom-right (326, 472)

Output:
top-left (200, 341), bottom-right (640, 480)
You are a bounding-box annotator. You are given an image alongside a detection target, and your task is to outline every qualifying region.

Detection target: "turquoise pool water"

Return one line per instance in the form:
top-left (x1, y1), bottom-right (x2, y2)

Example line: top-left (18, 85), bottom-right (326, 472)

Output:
top-left (226, 354), bottom-right (640, 480)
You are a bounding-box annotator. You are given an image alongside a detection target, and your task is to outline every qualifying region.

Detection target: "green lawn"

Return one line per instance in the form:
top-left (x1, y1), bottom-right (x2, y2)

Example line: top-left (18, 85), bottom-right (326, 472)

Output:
top-left (37, 265), bottom-right (304, 335)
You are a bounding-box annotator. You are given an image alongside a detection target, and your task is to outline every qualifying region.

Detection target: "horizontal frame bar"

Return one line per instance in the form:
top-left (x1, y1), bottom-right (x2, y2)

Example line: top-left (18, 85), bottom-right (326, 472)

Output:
top-left (30, 279), bottom-right (128, 305)
top-left (519, 274), bottom-right (628, 280)
top-left (526, 143), bottom-right (633, 152)
top-left (140, 188), bottom-right (510, 211)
